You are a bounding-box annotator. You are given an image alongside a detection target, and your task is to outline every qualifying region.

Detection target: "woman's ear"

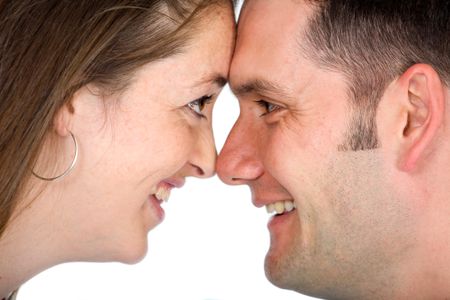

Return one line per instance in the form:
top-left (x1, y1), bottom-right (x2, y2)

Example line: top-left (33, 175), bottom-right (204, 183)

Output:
top-left (397, 64), bottom-right (446, 172)
top-left (53, 100), bottom-right (76, 137)
top-left (53, 84), bottom-right (107, 138)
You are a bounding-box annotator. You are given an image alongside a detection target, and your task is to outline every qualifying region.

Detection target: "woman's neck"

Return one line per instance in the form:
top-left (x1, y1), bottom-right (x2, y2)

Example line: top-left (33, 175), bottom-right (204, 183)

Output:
top-left (0, 192), bottom-right (67, 298)
top-left (0, 224), bottom-right (53, 298)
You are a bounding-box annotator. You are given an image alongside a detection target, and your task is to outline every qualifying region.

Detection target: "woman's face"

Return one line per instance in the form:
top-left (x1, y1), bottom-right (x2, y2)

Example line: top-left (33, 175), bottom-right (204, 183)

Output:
top-left (50, 5), bottom-right (235, 263)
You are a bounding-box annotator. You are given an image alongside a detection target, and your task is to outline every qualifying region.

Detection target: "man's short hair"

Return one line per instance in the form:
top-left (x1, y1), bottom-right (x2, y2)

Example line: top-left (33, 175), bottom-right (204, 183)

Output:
top-left (301, 0), bottom-right (450, 151)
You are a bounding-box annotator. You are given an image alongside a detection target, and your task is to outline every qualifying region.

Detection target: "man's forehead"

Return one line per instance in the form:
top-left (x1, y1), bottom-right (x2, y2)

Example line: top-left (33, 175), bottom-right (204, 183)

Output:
top-left (238, 0), bottom-right (313, 33)
top-left (230, 0), bottom-right (315, 99)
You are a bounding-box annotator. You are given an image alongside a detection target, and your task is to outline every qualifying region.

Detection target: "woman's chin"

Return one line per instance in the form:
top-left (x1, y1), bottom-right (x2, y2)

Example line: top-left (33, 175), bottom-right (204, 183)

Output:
top-left (112, 238), bottom-right (149, 265)
top-left (120, 248), bottom-right (148, 265)
top-left (88, 233), bottom-right (150, 264)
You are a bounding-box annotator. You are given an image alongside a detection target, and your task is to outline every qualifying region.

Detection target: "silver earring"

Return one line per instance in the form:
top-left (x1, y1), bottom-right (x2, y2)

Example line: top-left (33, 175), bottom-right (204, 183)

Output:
top-left (32, 131), bottom-right (79, 181)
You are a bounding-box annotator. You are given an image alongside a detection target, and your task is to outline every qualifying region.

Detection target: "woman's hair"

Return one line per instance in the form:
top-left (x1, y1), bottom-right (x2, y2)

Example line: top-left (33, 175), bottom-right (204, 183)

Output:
top-left (0, 0), bottom-right (234, 238)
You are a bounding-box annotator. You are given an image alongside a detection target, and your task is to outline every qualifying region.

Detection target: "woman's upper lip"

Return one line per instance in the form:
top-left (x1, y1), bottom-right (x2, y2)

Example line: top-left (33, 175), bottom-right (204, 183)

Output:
top-left (163, 177), bottom-right (185, 188)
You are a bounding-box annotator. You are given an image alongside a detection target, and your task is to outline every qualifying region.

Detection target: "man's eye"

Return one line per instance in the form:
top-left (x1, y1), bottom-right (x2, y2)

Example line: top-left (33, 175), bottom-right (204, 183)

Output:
top-left (187, 95), bottom-right (213, 118)
top-left (256, 100), bottom-right (281, 116)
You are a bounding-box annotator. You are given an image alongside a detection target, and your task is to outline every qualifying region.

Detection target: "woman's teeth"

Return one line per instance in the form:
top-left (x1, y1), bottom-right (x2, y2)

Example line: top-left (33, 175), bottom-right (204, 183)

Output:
top-left (155, 186), bottom-right (171, 202)
top-left (266, 200), bottom-right (296, 215)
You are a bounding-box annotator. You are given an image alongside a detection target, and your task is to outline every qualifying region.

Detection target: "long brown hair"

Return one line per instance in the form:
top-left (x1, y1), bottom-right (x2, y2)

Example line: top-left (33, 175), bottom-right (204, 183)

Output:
top-left (0, 0), bottom-right (234, 238)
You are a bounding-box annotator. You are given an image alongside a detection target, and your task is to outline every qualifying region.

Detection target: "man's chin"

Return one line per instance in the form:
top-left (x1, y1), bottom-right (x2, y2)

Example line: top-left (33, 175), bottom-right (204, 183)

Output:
top-left (264, 244), bottom-right (297, 291)
top-left (264, 212), bottom-right (303, 289)
top-left (265, 255), bottom-right (285, 288)
top-left (264, 245), bottom-right (346, 300)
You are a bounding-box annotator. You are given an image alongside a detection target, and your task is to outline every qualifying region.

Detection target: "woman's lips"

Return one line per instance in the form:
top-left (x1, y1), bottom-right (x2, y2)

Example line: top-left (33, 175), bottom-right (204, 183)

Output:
top-left (155, 184), bottom-right (171, 202)
top-left (153, 178), bottom-right (186, 203)
top-left (149, 194), bottom-right (165, 223)
top-left (147, 177), bottom-right (186, 226)
top-left (163, 177), bottom-right (186, 189)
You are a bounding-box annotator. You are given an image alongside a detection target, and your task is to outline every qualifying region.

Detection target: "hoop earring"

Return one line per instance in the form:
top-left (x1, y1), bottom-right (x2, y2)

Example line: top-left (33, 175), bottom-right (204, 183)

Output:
top-left (32, 131), bottom-right (79, 181)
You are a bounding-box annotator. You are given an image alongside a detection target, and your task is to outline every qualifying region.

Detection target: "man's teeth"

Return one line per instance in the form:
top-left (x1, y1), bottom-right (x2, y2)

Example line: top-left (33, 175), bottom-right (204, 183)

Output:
top-left (155, 186), bottom-right (171, 202)
top-left (266, 200), bottom-right (296, 215)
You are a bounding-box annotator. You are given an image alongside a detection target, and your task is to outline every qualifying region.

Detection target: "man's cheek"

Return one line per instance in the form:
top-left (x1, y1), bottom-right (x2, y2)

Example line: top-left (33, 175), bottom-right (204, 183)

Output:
top-left (264, 135), bottom-right (307, 191)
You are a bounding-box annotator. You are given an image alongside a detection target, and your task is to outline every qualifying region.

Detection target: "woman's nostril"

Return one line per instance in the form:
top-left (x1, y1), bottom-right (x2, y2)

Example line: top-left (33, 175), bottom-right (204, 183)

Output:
top-left (197, 167), bottom-right (205, 177)
top-left (190, 163), bottom-right (206, 177)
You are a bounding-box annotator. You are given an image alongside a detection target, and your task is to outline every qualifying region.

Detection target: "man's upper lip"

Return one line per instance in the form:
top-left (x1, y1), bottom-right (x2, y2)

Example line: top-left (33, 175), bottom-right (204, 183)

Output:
top-left (252, 198), bottom-right (278, 208)
top-left (252, 197), bottom-right (289, 208)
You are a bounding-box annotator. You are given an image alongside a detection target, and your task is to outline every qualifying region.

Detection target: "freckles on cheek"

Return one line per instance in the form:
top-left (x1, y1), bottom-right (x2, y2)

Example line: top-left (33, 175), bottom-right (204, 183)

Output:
top-left (160, 122), bottom-right (196, 167)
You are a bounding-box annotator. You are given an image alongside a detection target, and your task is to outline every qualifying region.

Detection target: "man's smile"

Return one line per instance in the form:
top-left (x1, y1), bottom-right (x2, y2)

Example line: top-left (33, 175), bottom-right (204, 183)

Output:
top-left (265, 200), bottom-right (296, 215)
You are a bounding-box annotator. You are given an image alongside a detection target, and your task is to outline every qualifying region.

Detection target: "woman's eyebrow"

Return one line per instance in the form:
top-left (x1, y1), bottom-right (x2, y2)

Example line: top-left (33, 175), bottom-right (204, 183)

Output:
top-left (194, 73), bottom-right (227, 88)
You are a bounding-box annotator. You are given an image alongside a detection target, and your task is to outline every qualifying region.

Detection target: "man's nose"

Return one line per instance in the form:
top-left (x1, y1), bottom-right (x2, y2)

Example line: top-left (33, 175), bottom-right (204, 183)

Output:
top-left (216, 119), bottom-right (264, 185)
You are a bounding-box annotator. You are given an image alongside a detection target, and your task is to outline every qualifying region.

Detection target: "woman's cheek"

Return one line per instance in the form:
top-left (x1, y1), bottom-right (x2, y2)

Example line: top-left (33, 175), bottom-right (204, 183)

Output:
top-left (165, 129), bottom-right (194, 166)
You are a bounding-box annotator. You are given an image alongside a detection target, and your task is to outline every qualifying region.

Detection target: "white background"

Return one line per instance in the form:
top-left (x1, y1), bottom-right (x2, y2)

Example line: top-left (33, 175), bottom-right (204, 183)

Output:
top-left (19, 86), bottom-right (315, 300)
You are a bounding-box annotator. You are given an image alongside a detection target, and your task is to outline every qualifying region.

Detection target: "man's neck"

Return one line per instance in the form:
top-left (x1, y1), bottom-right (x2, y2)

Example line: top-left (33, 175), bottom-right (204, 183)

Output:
top-left (396, 208), bottom-right (450, 298)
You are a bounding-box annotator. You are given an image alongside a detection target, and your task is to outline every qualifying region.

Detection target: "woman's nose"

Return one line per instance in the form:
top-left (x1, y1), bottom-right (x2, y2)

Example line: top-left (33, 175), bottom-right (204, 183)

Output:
top-left (188, 129), bottom-right (217, 178)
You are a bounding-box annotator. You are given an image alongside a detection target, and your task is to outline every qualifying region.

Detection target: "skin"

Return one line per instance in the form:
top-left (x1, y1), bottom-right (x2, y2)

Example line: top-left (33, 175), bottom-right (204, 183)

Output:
top-left (217, 1), bottom-right (450, 299)
top-left (0, 4), bottom-right (235, 298)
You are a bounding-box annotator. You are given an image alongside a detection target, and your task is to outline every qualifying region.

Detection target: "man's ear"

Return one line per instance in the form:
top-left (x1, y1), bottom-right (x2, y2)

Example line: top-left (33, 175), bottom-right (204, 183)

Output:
top-left (397, 64), bottom-right (446, 172)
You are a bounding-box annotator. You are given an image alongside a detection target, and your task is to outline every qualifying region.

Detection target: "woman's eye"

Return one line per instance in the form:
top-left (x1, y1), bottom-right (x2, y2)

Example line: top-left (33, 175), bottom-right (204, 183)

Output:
top-left (256, 100), bottom-right (281, 116)
top-left (187, 95), bottom-right (213, 118)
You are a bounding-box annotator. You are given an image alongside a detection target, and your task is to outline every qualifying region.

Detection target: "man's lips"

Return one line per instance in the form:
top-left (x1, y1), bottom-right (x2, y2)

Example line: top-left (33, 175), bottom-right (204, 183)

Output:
top-left (252, 195), bottom-right (296, 216)
top-left (267, 208), bottom-right (297, 231)
top-left (266, 200), bottom-right (296, 215)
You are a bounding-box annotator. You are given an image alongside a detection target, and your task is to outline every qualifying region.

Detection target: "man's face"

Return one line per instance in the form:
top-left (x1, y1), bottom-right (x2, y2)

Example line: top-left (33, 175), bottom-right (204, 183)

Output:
top-left (217, 1), bottom-right (417, 298)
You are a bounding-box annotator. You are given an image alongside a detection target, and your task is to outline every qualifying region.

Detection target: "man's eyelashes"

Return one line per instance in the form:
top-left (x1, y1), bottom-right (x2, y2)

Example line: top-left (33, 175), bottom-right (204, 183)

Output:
top-left (255, 99), bottom-right (282, 117)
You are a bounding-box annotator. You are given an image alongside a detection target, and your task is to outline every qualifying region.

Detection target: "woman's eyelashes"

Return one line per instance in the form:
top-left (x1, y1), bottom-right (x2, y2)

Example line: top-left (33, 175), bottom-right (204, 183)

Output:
top-left (186, 95), bottom-right (213, 119)
top-left (256, 99), bottom-right (282, 117)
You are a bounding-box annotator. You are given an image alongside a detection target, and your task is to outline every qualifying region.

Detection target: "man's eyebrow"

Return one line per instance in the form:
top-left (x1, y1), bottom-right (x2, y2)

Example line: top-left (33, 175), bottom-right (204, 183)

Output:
top-left (232, 78), bottom-right (292, 99)
top-left (195, 74), bottom-right (228, 88)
